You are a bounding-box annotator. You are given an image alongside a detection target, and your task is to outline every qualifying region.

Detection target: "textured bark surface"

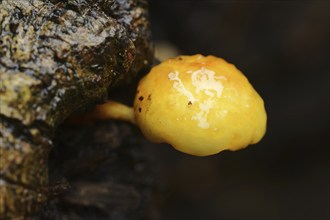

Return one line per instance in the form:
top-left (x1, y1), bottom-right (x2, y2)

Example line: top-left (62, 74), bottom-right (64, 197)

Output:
top-left (0, 0), bottom-right (153, 218)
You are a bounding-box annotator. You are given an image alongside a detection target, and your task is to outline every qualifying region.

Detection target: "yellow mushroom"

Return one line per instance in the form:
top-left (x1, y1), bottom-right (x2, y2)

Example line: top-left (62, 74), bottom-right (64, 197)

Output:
top-left (80, 54), bottom-right (267, 156)
top-left (134, 54), bottom-right (266, 156)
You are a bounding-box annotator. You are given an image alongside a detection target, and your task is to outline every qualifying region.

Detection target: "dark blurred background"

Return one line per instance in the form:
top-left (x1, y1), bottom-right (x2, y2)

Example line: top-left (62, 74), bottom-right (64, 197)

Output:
top-left (147, 1), bottom-right (330, 219)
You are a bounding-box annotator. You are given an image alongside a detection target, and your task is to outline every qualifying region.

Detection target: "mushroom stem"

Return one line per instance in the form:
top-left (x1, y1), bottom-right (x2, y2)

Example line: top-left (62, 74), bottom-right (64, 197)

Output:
top-left (93, 101), bottom-right (136, 124)
top-left (67, 101), bottom-right (136, 125)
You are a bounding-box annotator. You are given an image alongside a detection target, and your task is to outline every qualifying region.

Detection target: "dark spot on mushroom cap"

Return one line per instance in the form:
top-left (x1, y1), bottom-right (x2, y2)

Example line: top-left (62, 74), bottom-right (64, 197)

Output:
top-left (139, 96), bottom-right (144, 101)
top-left (138, 107), bottom-right (142, 112)
top-left (188, 101), bottom-right (192, 105)
top-left (178, 57), bottom-right (183, 60)
top-left (147, 94), bottom-right (152, 101)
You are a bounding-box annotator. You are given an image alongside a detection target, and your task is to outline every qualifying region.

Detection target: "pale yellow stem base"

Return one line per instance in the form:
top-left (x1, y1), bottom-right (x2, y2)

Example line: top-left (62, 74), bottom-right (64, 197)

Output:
top-left (68, 101), bottom-right (136, 125)
top-left (93, 101), bottom-right (136, 124)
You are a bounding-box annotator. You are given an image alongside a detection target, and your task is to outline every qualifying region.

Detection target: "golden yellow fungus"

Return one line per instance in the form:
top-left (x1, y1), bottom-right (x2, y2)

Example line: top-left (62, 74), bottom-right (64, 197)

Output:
top-left (133, 55), bottom-right (267, 156)
top-left (79, 54), bottom-right (267, 156)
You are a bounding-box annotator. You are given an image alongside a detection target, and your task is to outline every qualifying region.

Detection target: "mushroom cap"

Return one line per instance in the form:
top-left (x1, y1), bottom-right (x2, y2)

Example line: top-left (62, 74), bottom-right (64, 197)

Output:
top-left (134, 55), bottom-right (267, 156)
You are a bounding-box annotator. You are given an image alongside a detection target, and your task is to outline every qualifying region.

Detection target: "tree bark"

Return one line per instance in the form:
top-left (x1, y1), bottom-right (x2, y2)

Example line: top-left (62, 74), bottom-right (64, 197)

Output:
top-left (0, 0), bottom-right (153, 218)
